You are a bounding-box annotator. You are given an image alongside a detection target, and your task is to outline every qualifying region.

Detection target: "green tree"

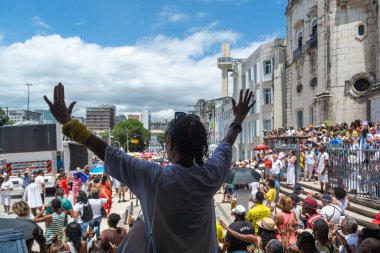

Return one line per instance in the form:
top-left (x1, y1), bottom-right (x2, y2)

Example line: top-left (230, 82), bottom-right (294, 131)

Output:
top-left (113, 119), bottom-right (151, 152)
top-left (157, 133), bottom-right (165, 147)
top-left (0, 107), bottom-right (12, 126)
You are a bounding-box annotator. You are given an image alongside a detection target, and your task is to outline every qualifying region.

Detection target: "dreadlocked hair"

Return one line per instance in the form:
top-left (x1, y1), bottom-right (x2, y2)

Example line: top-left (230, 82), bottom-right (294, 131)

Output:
top-left (76, 190), bottom-right (88, 204)
top-left (65, 222), bottom-right (82, 251)
top-left (165, 114), bottom-right (208, 166)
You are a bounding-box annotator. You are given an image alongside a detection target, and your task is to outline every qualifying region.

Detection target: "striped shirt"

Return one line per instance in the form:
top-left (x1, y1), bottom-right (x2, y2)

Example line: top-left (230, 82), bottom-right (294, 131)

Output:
top-left (45, 212), bottom-right (65, 245)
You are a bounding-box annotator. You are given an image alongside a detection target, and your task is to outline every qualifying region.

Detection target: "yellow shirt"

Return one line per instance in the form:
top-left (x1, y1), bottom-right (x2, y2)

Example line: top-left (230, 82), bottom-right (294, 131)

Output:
top-left (246, 203), bottom-right (271, 234)
top-left (216, 222), bottom-right (224, 242)
top-left (266, 188), bottom-right (276, 203)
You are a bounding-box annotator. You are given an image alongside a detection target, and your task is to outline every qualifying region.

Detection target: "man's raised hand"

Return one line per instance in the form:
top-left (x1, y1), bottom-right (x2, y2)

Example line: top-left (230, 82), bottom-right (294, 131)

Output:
top-left (44, 83), bottom-right (76, 125)
top-left (231, 89), bottom-right (255, 124)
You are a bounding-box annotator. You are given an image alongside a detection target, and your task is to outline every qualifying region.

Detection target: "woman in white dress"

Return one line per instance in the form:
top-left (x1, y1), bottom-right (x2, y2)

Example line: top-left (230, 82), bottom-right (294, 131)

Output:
top-left (286, 150), bottom-right (296, 186)
top-left (23, 177), bottom-right (43, 216)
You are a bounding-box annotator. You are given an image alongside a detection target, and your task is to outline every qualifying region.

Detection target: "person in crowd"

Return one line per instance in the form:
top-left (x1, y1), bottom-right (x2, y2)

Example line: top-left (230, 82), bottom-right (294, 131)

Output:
top-left (246, 191), bottom-right (271, 234)
top-left (264, 156), bottom-right (272, 181)
top-left (73, 190), bottom-right (93, 234)
top-left (293, 231), bottom-right (319, 253)
top-left (249, 180), bottom-right (260, 203)
top-left (82, 168), bottom-right (91, 192)
top-left (286, 150), bottom-right (296, 187)
top-left (44, 84), bottom-right (254, 252)
top-left (88, 190), bottom-right (108, 238)
top-left (265, 239), bottom-right (284, 253)
top-left (23, 177), bottom-right (43, 216)
top-left (290, 193), bottom-right (303, 229)
top-left (333, 187), bottom-right (350, 216)
top-left (358, 238), bottom-right (380, 253)
top-left (89, 176), bottom-right (101, 193)
top-left (232, 184), bottom-right (251, 212)
top-left (216, 220), bottom-right (225, 248)
top-left (276, 196), bottom-right (297, 245)
top-left (35, 170), bottom-right (46, 204)
top-left (100, 174), bottom-right (112, 215)
top-left (72, 172), bottom-right (82, 204)
top-left (49, 222), bottom-right (87, 253)
top-left (337, 217), bottom-right (359, 253)
top-left (57, 174), bottom-right (69, 197)
top-left (221, 205), bottom-right (255, 252)
top-left (271, 154), bottom-right (281, 182)
top-left (372, 212), bottom-right (380, 227)
top-left (304, 145), bottom-right (317, 181)
top-left (34, 198), bottom-right (66, 248)
top-left (0, 174), bottom-right (13, 215)
top-left (320, 193), bottom-right (342, 225)
top-left (317, 145), bottom-right (329, 193)
top-left (117, 179), bottom-right (128, 203)
top-left (299, 149), bottom-right (305, 181)
top-left (98, 213), bottom-right (128, 253)
top-left (263, 179), bottom-right (277, 218)
top-left (257, 217), bottom-right (278, 249)
top-left (301, 197), bottom-right (321, 229)
top-left (313, 219), bottom-right (333, 253)
top-left (45, 188), bottom-right (73, 227)
top-left (17, 168), bottom-right (31, 191)
top-left (12, 200), bottom-right (35, 219)
top-left (278, 151), bottom-right (286, 182)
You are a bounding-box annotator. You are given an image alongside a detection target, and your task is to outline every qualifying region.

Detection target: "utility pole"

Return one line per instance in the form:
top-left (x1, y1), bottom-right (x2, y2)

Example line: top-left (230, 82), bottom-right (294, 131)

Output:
top-left (26, 83), bottom-right (32, 120)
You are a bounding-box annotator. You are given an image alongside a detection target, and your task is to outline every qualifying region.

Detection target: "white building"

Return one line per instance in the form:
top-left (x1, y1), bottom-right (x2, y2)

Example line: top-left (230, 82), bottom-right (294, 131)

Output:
top-left (141, 109), bottom-right (151, 130)
top-left (216, 39), bottom-right (287, 161)
top-left (286, 0), bottom-right (380, 127)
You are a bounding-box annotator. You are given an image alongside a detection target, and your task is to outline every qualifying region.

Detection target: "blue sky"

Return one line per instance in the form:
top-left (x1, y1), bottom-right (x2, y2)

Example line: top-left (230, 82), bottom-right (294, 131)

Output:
top-left (0, 0), bottom-right (287, 119)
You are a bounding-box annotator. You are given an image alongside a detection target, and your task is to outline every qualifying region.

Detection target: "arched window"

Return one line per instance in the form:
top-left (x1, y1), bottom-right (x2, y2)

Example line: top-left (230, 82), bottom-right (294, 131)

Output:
top-left (297, 31), bottom-right (303, 49)
top-left (358, 25), bottom-right (365, 36)
top-left (353, 78), bottom-right (370, 93)
top-left (312, 19), bottom-right (318, 38)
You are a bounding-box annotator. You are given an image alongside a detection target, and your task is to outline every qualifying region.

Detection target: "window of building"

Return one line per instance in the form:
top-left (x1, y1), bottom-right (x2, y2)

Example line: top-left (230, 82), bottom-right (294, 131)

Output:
top-left (353, 78), bottom-right (371, 93)
top-left (264, 88), bottom-right (272, 104)
top-left (297, 110), bottom-right (303, 128)
top-left (358, 25), bottom-right (365, 36)
top-left (309, 107), bottom-right (314, 125)
top-left (264, 60), bottom-right (272, 76)
top-left (311, 19), bottom-right (318, 38)
top-left (297, 32), bottom-right (303, 49)
top-left (263, 119), bottom-right (272, 131)
top-left (297, 84), bottom-right (303, 93)
top-left (310, 77), bottom-right (318, 89)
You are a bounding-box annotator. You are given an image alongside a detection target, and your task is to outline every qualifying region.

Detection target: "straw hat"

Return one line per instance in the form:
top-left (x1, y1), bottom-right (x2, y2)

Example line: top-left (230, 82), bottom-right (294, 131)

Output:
top-left (256, 217), bottom-right (277, 230)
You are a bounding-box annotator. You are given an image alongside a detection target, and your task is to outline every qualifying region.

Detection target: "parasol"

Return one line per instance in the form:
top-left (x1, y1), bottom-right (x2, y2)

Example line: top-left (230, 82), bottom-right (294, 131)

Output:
top-left (253, 144), bottom-right (269, 151)
top-left (225, 167), bottom-right (261, 185)
top-left (73, 171), bottom-right (89, 183)
top-left (90, 166), bottom-right (105, 175)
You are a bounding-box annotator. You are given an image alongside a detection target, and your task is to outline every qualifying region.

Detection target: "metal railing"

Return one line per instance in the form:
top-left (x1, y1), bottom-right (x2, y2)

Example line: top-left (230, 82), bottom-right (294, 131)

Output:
top-left (293, 46), bottom-right (305, 60)
top-left (327, 143), bottom-right (380, 201)
top-left (306, 35), bottom-right (318, 50)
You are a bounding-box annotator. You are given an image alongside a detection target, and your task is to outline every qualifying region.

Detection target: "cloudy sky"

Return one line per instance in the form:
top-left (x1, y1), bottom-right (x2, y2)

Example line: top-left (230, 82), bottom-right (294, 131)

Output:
top-left (0, 0), bottom-right (286, 120)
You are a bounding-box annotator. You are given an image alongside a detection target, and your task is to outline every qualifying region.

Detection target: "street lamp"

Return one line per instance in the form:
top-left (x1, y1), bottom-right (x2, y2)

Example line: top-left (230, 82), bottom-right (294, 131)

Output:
top-left (26, 83), bottom-right (32, 120)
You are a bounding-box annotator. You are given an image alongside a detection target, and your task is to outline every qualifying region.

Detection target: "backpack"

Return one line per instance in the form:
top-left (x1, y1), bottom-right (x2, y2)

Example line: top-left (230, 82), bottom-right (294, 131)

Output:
top-left (80, 203), bottom-right (93, 222)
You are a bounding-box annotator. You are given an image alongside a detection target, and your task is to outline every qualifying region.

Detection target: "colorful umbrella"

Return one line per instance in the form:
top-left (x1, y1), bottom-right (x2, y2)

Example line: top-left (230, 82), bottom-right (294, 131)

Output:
top-left (73, 171), bottom-right (89, 183)
top-left (90, 166), bottom-right (105, 175)
top-left (225, 167), bottom-right (261, 185)
top-left (253, 144), bottom-right (269, 151)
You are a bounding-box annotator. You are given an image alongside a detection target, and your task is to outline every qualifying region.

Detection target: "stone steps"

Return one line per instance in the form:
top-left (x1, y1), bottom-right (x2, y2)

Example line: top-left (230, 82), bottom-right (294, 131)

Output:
top-left (279, 182), bottom-right (379, 230)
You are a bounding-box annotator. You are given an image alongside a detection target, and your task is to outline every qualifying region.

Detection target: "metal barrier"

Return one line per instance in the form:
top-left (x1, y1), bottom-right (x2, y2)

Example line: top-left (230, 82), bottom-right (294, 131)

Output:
top-left (327, 143), bottom-right (380, 201)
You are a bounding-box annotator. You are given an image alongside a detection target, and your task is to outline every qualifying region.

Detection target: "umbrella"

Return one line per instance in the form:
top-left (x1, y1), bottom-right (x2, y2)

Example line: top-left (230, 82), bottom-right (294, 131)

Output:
top-left (0, 218), bottom-right (41, 240)
top-left (73, 171), bottom-right (89, 183)
top-left (90, 166), bottom-right (105, 175)
top-left (329, 138), bottom-right (343, 145)
top-left (253, 144), bottom-right (269, 151)
top-left (225, 167), bottom-right (261, 185)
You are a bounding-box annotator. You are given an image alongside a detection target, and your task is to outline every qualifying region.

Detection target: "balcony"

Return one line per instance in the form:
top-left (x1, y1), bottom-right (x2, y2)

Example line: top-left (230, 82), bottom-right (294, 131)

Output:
top-left (306, 35), bottom-right (318, 51)
top-left (293, 45), bottom-right (305, 60)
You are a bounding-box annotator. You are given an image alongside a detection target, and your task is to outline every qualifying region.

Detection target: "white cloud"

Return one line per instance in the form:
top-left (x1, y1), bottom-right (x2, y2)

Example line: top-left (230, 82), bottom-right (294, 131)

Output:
top-left (154, 5), bottom-right (189, 27)
top-left (0, 26), bottom-right (273, 120)
top-left (74, 20), bottom-right (86, 26)
top-left (31, 16), bottom-right (51, 30)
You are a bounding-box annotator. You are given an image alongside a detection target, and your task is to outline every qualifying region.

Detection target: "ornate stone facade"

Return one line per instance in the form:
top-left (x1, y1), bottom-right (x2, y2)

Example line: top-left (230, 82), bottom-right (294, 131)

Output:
top-left (286, 0), bottom-right (380, 127)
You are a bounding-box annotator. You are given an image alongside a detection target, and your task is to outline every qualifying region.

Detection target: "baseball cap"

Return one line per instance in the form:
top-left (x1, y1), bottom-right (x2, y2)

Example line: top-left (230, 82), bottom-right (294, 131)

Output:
top-left (321, 193), bottom-right (333, 203)
top-left (302, 197), bottom-right (318, 209)
top-left (232, 205), bottom-right (246, 215)
top-left (294, 185), bottom-right (303, 192)
top-left (372, 212), bottom-right (380, 225)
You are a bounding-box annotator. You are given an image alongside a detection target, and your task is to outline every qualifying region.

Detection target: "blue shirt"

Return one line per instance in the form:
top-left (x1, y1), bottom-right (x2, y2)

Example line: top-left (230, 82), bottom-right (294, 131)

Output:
top-left (105, 141), bottom-right (232, 253)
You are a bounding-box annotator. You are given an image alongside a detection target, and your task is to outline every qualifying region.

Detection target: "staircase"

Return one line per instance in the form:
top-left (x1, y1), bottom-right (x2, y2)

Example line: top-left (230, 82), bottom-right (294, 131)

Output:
top-left (279, 180), bottom-right (380, 229)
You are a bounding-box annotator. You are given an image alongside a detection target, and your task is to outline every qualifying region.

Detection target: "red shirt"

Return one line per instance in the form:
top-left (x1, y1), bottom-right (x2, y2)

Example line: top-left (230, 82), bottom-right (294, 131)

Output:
top-left (264, 160), bottom-right (272, 169)
top-left (59, 179), bottom-right (69, 196)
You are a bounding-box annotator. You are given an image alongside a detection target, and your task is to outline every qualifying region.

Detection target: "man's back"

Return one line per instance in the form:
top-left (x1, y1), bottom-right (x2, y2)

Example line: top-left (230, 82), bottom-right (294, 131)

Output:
top-left (246, 203), bottom-right (271, 234)
top-left (225, 220), bottom-right (254, 252)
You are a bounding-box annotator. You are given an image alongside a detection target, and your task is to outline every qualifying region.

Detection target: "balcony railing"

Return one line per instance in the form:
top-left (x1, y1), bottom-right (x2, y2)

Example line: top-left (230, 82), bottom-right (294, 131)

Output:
top-left (293, 45), bottom-right (305, 60)
top-left (306, 35), bottom-right (318, 50)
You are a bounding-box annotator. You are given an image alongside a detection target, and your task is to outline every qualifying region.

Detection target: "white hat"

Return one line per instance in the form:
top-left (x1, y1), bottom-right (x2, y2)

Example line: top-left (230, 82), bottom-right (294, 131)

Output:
top-left (232, 205), bottom-right (246, 215)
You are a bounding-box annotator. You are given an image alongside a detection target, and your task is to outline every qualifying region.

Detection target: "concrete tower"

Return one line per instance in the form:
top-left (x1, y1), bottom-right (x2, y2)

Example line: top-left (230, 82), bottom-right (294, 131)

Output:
top-left (217, 43), bottom-right (234, 97)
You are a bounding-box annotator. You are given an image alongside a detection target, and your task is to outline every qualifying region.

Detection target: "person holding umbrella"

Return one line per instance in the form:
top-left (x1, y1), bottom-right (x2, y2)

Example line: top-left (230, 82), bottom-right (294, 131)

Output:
top-left (44, 84), bottom-right (254, 252)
